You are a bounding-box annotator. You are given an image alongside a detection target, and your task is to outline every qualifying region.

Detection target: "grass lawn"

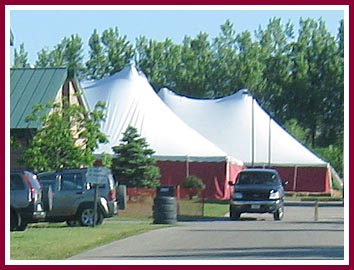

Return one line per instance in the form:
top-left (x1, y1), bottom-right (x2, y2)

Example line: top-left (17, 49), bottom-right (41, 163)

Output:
top-left (10, 201), bottom-right (229, 260)
top-left (10, 217), bottom-right (166, 260)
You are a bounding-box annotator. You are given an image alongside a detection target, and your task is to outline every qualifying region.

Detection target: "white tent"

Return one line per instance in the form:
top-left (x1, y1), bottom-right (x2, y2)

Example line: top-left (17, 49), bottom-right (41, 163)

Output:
top-left (158, 88), bottom-right (331, 193)
top-left (81, 66), bottom-right (244, 200)
top-left (158, 88), bottom-right (326, 166)
top-left (82, 66), bottom-right (241, 163)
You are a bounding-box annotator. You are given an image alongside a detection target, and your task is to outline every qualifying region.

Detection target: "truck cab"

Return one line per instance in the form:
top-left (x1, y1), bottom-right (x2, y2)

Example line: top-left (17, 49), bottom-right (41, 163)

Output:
top-left (229, 168), bottom-right (287, 221)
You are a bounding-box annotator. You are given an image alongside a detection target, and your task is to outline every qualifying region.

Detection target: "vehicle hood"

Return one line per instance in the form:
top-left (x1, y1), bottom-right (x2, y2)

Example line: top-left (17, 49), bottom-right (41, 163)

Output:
top-left (234, 184), bottom-right (282, 192)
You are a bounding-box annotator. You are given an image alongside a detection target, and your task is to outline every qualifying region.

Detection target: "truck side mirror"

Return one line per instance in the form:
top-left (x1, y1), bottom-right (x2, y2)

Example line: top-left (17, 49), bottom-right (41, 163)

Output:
top-left (228, 181), bottom-right (235, 186)
top-left (282, 181), bottom-right (288, 186)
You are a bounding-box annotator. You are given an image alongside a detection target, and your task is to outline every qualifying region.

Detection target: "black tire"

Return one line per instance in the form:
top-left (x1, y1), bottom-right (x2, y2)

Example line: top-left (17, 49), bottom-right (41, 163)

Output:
top-left (10, 209), bottom-right (18, 231)
top-left (153, 203), bottom-right (177, 212)
top-left (78, 206), bottom-right (104, 226)
top-left (16, 214), bottom-right (28, 231)
top-left (273, 207), bottom-right (284, 221)
top-left (153, 218), bottom-right (177, 225)
top-left (153, 210), bottom-right (177, 220)
top-left (230, 206), bottom-right (241, 220)
top-left (117, 185), bottom-right (127, 210)
top-left (154, 196), bottom-right (176, 205)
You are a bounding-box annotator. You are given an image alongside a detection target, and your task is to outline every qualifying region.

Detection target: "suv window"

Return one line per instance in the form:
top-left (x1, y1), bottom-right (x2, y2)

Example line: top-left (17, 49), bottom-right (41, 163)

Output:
top-left (60, 173), bottom-right (83, 191)
top-left (10, 174), bottom-right (25, 190)
top-left (237, 172), bottom-right (279, 185)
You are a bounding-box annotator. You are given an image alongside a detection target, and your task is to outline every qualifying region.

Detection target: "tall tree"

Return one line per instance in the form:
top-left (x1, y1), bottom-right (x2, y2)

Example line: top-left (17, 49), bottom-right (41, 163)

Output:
top-left (100, 27), bottom-right (135, 76)
top-left (136, 36), bottom-right (180, 90)
top-left (64, 34), bottom-right (84, 78)
top-left (234, 30), bottom-right (265, 98)
top-left (210, 20), bottom-right (239, 97)
top-left (288, 18), bottom-right (342, 147)
top-left (34, 34), bottom-right (84, 78)
top-left (13, 43), bottom-right (28, 68)
top-left (256, 18), bottom-right (294, 118)
top-left (22, 100), bottom-right (107, 172)
top-left (86, 29), bottom-right (108, 80)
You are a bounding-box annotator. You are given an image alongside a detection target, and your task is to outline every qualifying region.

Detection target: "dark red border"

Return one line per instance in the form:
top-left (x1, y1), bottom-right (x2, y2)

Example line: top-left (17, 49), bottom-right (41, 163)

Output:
top-left (3, 2), bottom-right (351, 270)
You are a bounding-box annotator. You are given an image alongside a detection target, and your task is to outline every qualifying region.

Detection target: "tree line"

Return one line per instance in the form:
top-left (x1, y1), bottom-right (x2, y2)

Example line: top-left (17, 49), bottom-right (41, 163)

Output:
top-left (12, 17), bottom-right (344, 176)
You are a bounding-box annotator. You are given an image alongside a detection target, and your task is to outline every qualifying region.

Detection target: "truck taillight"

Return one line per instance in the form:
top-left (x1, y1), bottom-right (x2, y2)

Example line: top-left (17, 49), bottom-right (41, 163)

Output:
top-left (108, 189), bottom-right (116, 201)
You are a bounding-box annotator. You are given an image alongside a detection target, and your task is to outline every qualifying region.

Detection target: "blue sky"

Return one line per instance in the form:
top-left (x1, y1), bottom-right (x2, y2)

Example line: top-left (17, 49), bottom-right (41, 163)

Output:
top-left (8, 6), bottom-right (345, 64)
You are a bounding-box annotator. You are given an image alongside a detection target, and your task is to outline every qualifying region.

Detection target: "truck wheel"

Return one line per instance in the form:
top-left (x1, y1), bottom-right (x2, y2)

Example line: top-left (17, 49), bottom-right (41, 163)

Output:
top-left (78, 206), bottom-right (104, 226)
top-left (230, 207), bottom-right (241, 220)
top-left (273, 207), bottom-right (284, 221)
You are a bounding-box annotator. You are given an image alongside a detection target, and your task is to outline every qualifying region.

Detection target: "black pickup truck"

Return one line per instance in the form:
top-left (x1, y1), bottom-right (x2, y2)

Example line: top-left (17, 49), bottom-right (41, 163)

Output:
top-left (229, 168), bottom-right (288, 221)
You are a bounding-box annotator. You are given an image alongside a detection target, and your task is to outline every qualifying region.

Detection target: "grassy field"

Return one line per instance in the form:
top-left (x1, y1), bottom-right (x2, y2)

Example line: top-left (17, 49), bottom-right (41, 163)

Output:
top-left (10, 218), bottom-right (166, 260)
top-left (11, 197), bottom-right (341, 260)
top-left (10, 201), bottom-right (229, 260)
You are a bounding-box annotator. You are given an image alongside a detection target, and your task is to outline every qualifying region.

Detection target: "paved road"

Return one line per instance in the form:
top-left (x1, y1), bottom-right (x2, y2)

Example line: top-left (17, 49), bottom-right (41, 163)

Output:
top-left (68, 205), bottom-right (345, 261)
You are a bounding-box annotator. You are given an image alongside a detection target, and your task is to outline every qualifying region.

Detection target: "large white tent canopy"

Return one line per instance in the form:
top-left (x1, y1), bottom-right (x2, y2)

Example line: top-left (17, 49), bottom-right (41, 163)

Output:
top-left (158, 88), bottom-right (327, 167)
top-left (82, 66), bottom-right (241, 163)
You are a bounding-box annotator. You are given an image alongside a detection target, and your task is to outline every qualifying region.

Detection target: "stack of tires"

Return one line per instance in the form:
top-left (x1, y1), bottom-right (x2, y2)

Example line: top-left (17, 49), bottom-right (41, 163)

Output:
top-left (153, 186), bottom-right (177, 224)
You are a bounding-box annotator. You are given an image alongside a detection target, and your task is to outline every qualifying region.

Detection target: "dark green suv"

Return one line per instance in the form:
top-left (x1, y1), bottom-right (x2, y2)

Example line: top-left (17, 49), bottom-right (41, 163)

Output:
top-left (38, 167), bottom-right (118, 226)
top-left (229, 169), bottom-right (287, 221)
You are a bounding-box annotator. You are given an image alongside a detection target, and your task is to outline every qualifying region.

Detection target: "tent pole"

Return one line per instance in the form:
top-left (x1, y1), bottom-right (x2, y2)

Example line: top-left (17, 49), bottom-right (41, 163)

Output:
top-left (186, 155), bottom-right (190, 178)
top-left (268, 115), bottom-right (271, 167)
top-left (293, 166), bottom-right (298, 192)
top-left (251, 96), bottom-right (254, 167)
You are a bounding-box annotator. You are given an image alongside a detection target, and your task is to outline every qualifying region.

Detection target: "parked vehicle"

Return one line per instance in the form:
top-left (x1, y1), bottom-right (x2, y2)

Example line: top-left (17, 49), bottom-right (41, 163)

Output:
top-left (229, 168), bottom-right (288, 221)
top-left (10, 171), bottom-right (46, 231)
top-left (38, 167), bottom-right (118, 226)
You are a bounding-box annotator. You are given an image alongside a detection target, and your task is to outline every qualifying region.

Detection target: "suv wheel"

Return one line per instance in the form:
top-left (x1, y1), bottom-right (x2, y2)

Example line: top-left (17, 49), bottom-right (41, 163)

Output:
top-left (78, 206), bottom-right (104, 226)
top-left (273, 207), bottom-right (284, 221)
top-left (15, 213), bottom-right (28, 231)
top-left (17, 219), bottom-right (28, 231)
top-left (10, 210), bottom-right (18, 231)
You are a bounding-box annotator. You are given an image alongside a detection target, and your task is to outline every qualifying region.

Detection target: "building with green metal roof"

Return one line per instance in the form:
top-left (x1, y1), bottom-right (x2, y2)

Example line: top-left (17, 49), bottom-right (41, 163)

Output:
top-left (10, 67), bottom-right (85, 170)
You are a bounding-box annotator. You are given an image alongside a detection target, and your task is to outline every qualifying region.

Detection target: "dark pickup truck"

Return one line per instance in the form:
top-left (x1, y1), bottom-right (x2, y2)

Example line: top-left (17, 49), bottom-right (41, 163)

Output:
top-left (229, 168), bottom-right (288, 221)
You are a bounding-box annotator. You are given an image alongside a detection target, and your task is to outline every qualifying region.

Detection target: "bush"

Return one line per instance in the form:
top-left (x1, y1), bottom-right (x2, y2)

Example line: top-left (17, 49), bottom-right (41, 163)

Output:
top-left (181, 175), bottom-right (205, 189)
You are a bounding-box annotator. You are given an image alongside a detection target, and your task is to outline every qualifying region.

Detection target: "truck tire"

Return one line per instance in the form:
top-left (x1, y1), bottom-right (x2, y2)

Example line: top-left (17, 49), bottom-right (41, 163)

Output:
top-left (230, 206), bottom-right (241, 220)
top-left (117, 185), bottom-right (127, 210)
top-left (273, 207), bottom-right (284, 221)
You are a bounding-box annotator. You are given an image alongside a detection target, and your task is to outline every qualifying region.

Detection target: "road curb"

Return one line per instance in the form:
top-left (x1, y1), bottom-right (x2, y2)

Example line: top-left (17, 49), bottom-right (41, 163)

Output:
top-left (284, 200), bottom-right (344, 207)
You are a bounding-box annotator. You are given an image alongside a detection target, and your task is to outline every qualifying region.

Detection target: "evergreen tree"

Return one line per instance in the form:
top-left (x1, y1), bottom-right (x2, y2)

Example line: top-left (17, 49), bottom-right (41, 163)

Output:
top-left (13, 43), bottom-right (28, 68)
top-left (86, 29), bottom-right (108, 79)
top-left (101, 27), bottom-right (135, 76)
top-left (34, 34), bottom-right (84, 78)
top-left (111, 126), bottom-right (160, 188)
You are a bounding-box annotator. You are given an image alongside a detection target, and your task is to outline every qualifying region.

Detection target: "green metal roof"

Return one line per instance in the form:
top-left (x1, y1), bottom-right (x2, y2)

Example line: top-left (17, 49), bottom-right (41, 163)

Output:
top-left (10, 68), bottom-right (68, 129)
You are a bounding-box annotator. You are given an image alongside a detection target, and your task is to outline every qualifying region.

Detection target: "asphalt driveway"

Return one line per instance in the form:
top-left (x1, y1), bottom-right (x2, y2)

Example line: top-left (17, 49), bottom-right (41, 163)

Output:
top-left (68, 204), bottom-right (345, 261)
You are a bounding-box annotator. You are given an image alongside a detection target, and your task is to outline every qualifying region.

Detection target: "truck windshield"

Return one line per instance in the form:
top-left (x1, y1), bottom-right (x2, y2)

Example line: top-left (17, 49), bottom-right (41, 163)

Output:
top-left (237, 172), bottom-right (279, 185)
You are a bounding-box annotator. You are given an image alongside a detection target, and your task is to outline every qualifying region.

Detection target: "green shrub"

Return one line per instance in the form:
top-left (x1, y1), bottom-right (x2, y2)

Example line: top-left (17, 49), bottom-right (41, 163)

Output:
top-left (181, 175), bottom-right (205, 189)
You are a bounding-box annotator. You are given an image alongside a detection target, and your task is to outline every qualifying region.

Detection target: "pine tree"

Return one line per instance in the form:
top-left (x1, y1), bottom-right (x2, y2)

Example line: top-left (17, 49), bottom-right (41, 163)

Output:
top-left (112, 126), bottom-right (160, 188)
top-left (13, 43), bottom-right (28, 68)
